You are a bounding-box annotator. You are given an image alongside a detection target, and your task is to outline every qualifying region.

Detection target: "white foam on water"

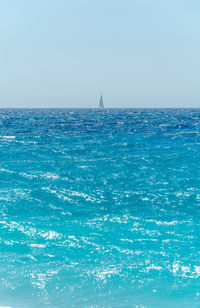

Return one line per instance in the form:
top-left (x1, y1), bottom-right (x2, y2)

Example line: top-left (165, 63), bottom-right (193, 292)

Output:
top-left (30, 243), bottom-right (46, 248)
top-left (1, 135), bottom-right (15, 139)
top-left (41, 173), bottom-right (60, 180)
top-left (40, 230), bottom-right (61, 240)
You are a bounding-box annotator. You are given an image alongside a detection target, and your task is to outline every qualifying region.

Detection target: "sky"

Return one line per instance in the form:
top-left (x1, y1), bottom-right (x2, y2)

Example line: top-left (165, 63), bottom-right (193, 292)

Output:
top-left (0, 0), bottom-right (200, 108)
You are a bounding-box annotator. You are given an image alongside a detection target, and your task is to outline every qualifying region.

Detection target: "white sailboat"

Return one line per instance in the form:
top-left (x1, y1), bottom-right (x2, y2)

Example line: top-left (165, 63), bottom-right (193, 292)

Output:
top-left (99, 92), bottom-right (104, 109)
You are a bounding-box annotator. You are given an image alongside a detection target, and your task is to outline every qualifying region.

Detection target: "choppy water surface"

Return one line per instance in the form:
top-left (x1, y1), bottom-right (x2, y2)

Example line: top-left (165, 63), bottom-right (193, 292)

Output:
top-left (0, 108), bottom-right (200, 307)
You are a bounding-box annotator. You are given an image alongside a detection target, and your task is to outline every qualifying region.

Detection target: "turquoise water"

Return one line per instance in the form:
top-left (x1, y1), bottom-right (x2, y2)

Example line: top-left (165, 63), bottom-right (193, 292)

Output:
top-left (0, 108), bottom-right (200, 307)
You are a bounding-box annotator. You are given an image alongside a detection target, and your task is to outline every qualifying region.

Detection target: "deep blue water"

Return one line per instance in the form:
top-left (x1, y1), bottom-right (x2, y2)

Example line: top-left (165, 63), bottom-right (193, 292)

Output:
top-left (0, 108), bottom-right (200, 307)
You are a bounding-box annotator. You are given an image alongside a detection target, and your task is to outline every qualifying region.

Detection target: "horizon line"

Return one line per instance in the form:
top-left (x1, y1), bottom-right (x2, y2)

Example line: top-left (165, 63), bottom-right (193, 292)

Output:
top-left (0, 107), bottom-right (199, 109)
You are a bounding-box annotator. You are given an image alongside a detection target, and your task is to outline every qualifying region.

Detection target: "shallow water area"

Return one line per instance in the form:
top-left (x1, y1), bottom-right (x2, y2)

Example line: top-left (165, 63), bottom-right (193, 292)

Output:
top-left (0, 108), bottom-right (200, 307)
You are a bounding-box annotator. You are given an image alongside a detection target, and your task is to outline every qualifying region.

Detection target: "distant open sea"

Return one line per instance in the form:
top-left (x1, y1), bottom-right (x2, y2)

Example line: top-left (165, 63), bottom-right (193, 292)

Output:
top-left (0, 108), bottom-right (200, 307)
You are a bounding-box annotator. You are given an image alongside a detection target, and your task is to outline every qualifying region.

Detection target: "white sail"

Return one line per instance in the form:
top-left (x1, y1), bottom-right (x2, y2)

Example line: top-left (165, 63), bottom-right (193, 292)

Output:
top-left (99, 93), bottom-right (104, 109)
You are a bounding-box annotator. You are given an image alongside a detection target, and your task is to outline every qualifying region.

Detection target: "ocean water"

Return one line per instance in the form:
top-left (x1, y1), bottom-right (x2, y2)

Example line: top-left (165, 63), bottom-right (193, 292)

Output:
top-left (0, 108), bottom-right (200, 308)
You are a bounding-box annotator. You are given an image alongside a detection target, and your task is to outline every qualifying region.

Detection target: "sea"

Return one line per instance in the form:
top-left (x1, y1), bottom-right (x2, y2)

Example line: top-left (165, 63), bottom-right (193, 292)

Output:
top-left (0, 108), bottom-right (200, 308)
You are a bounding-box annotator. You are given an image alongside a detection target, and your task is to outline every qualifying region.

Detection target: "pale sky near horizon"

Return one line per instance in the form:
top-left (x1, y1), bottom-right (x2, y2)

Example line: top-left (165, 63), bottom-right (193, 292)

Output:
top-left (0, 0), bottom-right (200, 108)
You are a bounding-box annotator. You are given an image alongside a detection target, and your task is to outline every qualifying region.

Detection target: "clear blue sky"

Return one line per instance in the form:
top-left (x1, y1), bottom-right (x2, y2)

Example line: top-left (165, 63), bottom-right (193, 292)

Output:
top-left (0, 0), bottom-right (200, 108)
